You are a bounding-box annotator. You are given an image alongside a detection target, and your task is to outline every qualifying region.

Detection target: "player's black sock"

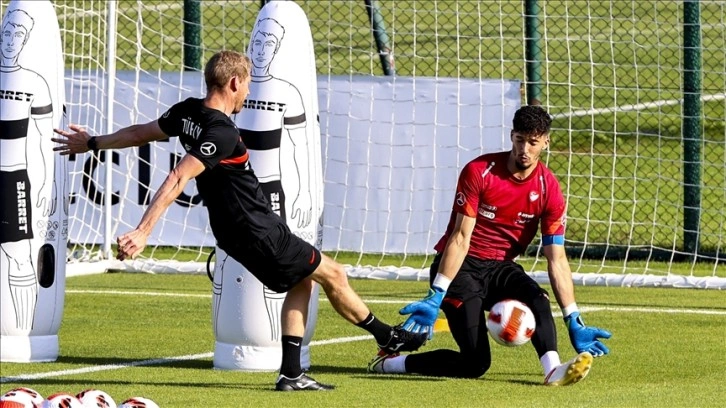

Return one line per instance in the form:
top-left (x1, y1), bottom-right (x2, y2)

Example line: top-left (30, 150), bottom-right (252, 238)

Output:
top-left (530, 294), bottom-right (558, 357)
top-left (355, 312), bottom-right (391, 345)
top-left (280, 335), bottom-right (303, 378)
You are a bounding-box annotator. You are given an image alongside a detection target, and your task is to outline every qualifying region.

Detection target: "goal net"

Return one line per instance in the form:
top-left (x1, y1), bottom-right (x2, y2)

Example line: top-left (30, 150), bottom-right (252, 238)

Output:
top-left (6, 0), bottom-right (723, 288)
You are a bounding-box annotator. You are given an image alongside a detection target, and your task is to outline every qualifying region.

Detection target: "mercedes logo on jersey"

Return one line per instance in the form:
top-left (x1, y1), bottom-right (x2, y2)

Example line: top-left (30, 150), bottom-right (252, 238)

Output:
top-left (455, 192), bottom-right (465, 207)
top-left (200, 142), bottom-right (217, 156)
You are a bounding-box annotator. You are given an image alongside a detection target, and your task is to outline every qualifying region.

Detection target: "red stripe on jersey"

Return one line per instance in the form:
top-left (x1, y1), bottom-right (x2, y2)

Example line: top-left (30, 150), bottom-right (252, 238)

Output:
top-left (220, 151), bottom-right (248, 165)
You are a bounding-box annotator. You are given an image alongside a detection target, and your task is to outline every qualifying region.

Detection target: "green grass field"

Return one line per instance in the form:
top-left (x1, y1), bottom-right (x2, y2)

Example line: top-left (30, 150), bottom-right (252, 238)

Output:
top-left (1, 273), bottom-right (724, 407)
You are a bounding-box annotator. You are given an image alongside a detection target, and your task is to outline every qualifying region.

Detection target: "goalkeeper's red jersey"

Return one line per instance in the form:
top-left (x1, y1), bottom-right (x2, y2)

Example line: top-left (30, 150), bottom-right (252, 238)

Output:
top-left (434, 151), bottom-right (567, 261)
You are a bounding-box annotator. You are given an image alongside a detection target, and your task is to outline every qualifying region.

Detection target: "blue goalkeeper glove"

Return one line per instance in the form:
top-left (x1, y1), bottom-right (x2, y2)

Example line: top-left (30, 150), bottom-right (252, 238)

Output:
top-left (399, 286), bottom-right (445, 339)
top-left (565, 311), bottom-right (612, 357)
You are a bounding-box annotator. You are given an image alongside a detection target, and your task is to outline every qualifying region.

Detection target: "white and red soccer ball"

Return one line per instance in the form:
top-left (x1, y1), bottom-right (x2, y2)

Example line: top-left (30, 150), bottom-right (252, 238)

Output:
top-left (486, 299), bottom-right (537, 347)
top-left (40, 393), bottom-right (84, 408)
top-left (76, 389), bottom-right (116, 408)
top-left (1, 387), bottom-right (44, 408)
top-left (117, 398), bottom-right (158, 408)
top-left (0, 390), bottom-right (157, 408)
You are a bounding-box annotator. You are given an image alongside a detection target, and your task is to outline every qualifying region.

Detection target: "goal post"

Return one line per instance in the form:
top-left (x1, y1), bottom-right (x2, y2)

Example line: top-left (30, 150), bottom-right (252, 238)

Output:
top-left (10, 0), bottom-right (724, 288)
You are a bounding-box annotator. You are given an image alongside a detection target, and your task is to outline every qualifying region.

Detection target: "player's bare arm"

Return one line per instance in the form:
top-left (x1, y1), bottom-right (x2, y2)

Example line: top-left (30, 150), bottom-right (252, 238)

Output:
top-left (542, 243), bottom-right (576, 308)
top-left (116, 153), bottom-right (205, 261)
top-left (399, 212), bottom-right (476, 336)
top-left (544, 241), bottom-right (612, 357)
top-left (436, 213), bottom-right (476, 281)
top-left (52, 121), bottom-right (167, 155)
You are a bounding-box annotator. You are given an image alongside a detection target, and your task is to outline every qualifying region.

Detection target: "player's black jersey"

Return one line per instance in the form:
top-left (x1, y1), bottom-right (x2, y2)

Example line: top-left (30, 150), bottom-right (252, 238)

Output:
top-left (157, 97), bottom-right (280, 245)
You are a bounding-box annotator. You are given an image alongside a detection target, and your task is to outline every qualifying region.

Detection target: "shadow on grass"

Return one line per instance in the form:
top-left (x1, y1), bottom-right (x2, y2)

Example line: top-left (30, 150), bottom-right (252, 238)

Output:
top-left (50, 356), bottom-right (214, 370)
top-left (351, 372), bottom-right (542, 386)
top-left (0, 377), bottom-right (275, 392)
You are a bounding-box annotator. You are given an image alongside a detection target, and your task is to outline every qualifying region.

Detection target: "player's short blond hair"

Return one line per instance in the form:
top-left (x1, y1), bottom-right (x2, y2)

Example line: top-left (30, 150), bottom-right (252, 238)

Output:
top-left (204, 50), bottom-right (251, 93)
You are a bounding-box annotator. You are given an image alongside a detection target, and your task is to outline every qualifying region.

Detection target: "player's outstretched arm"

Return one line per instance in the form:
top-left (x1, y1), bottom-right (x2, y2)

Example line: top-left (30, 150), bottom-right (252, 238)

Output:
top-left (116, 153), bottom-right (205, 261)
top-left (544, 244), bottom-right (612, 357)
top-left (400, 213), bottom-right (474, 338)
top-left (52, 121), bottom-right (167, 155)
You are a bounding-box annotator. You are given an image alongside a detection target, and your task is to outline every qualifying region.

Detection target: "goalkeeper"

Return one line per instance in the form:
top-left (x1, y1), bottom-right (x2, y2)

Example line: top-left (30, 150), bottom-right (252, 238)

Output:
top-left (368, 105), bottom-right (611, 386)
top-left (52, 50), bottom-right (427, 392)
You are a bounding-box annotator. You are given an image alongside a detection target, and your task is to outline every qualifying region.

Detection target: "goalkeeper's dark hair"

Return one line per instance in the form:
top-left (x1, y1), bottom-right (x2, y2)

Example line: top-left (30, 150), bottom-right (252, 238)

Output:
top-left (204, 50), bottom-right (251, 93)
top-left (512, 105), bottom-right (552, 137)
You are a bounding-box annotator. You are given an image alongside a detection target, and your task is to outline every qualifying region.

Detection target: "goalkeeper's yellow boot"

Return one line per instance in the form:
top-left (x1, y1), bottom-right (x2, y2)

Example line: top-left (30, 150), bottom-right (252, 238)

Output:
top-left (544, 352), bottom-right (593, 386)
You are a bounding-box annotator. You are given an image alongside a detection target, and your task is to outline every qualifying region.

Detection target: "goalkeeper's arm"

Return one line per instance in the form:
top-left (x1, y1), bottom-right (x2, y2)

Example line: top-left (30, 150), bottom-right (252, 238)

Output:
top-left (544, 242), bottom-right (612, 356)
top-left (400, 213), bottom-right (475, 336)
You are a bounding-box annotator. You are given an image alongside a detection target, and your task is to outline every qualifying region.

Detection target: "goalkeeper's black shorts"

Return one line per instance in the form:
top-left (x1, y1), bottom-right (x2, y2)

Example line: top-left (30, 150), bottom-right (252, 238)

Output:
top-left (429, 253), bottom-right (547, 312)
top-left (220, 222), bottom-right (322, 293)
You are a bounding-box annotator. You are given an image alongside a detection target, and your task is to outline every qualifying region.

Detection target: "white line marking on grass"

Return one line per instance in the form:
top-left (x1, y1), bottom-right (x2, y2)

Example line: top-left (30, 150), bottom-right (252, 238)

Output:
top-left (0, 335), bottom-right (373, 384)
top-left (67, 289), bottom-right (210, 298)
top-left (552, 93), bottom-right (726, 119)
top-left (0, 353), bottom-right (212, 383)
top-left (580, 306), bottom-right (726, 315)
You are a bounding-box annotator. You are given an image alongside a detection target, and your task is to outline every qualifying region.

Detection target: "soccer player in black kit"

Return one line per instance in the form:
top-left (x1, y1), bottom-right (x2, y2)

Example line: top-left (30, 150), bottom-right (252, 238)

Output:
top-left (53, 50), bottom-right (426, 391)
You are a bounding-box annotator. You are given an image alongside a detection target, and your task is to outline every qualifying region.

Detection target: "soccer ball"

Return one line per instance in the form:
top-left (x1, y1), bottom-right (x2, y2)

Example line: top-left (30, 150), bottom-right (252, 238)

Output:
top-left (0, 401), bottom-right (31, 408)
top-left (1, 387), bottom-right (44, 407)
top-left (117, 398), bottom-right (159, 408)
top-left (76, 389), bottom-right (116, 408)
top-left (486, 299), bottom-right (536, 347)
top-left (40, 393), bottom-right (84, 408)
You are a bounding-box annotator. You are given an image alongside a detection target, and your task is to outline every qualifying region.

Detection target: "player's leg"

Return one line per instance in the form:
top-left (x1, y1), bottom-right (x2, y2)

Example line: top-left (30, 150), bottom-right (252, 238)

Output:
top-left (309, 253), bottom-right (427, 353)
top-left (275, 277), bottom-right (335, 391)
top-left (375, 295), bottom-right (491, 378)
top-left (487, 262), bottom-right (558, 359)
top-left (369, 255), bottom-right (492, 378)
top-left (487, 261), bottom-right (593, 385)
top-left (236, 223), bottom-right (426, 390)
top-left (219, 228), bottom-right (333, 391)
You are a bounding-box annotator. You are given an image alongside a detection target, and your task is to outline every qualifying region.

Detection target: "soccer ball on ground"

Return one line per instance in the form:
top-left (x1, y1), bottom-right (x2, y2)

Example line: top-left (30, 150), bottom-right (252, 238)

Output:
top-left (117, 398), bottom-right (159, 408)
top-left (486, 299), bottom-right (536, 347)
top-left (0, 401), bottom-right (30, 408)
top-left (40, 393), bottom-right (84, 408)
top-left (76, 389), bottom-right (116, 408)
top-left (1, 387), bottom-right (44, 408)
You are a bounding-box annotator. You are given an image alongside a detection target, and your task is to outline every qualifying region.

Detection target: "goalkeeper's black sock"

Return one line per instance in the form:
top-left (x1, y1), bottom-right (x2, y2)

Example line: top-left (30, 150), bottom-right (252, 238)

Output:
top-left (280, 335), bottom-right (303, 378)
top-left (355, 313), bottom-right (391, 345)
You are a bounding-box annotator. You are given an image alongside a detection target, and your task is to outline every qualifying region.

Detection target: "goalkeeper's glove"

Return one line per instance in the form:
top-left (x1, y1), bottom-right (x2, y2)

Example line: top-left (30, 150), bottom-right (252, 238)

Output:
top-left (399, 286), bottom-right (445, 339)
top-left (565, 311), bottom-right (612, 357)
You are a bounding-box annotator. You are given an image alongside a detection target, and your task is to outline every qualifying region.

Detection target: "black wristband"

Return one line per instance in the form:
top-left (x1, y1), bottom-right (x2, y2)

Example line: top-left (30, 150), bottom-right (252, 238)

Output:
top-left (87, 136), bottom-right (99, 152)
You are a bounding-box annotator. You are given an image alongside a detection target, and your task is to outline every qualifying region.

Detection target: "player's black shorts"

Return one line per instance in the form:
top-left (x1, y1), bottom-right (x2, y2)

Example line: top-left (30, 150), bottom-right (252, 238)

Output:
top-left (0, 170), bottom-right (34, 243)
top-left (219, 221), bottom-right (321, 293)
top-left (429, 253), bottom-right (547, 312)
